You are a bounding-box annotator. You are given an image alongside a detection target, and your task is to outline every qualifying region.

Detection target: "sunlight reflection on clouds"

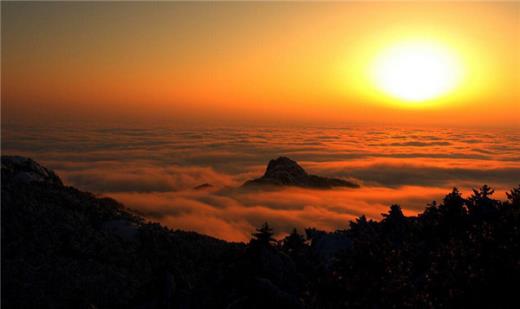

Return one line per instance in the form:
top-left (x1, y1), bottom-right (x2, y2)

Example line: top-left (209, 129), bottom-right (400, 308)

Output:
top-left (3, 125), bottom-right (519, 241)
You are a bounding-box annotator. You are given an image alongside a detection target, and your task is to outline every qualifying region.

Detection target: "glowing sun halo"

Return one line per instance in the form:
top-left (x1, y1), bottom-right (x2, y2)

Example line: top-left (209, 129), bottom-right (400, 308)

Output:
top-left (371, 41), bottom-right (463, 103)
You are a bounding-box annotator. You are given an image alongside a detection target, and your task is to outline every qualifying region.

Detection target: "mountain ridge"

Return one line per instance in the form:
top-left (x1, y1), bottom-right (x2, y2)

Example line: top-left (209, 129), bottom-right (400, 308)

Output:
top-left (2, 155), bottom-right (519, 308)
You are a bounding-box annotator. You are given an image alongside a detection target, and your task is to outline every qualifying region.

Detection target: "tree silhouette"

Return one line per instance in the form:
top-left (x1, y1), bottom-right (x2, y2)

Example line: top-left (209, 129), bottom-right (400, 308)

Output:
top-left (381, 204), bottom-right (408, 245)
top-left (468, 185), bottom-right (499, 217)
top-left (349, 215), bottom-right (378, 241)
top-left (251, 222), bottom-right (276, 246)
top-left (441, 187), bottom-right (466, 214)
top-left (506, 185), bottom-right (520, 208)
top-left (382, 204), bottom-right (406, 226)
top-left (438, 187), bottom-right (467, 234)
top-left (282, 228), bottom-right (306, 254)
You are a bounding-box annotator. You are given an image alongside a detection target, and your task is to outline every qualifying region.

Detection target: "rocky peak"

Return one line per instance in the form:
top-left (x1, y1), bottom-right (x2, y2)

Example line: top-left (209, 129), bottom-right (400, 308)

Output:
top-left (244, 156), bottom-right (359, 189)
top-left (263, 157), bottom-right (308, 184)
top-left (1, 156), bottom-right (63, 186)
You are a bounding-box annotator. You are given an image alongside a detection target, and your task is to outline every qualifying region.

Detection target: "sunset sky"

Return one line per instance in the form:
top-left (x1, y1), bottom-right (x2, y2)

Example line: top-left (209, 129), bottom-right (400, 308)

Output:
top-left (2, 2), bottom-right (520, 241)
top-left (2, 1), bottom-right (519, 127)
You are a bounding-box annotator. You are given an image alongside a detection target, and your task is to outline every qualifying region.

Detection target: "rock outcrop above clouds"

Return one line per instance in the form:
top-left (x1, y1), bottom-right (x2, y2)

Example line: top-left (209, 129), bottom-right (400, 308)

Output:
top-left (243, 157), bottom-right (359, 189)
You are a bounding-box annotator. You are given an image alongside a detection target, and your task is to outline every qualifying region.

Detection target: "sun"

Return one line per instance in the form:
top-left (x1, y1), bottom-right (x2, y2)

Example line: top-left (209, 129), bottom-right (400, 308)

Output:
top-left (371, 40), bottom-right (463, 103)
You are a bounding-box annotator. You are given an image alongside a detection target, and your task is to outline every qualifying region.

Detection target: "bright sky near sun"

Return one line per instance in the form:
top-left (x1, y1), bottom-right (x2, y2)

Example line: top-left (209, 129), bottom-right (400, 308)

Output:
top-left (371, 40), bottom-right (463, 104)
top-left (2, 2), bottom-right (519, 127)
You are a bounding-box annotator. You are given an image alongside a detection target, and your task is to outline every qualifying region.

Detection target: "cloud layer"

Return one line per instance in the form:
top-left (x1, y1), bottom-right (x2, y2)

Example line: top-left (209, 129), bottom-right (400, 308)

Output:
top-left (3, 125), bottom-right (519, 241)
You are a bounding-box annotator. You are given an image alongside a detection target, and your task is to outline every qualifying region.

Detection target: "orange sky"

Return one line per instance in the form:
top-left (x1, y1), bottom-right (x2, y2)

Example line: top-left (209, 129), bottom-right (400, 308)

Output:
top-left (2, 2), bottom-right (519, 127)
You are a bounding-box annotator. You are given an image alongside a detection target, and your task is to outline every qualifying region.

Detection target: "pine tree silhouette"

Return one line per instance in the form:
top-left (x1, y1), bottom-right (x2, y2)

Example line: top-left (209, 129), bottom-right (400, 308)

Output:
top-left (506, 185), bottom-right (520, 208)
top-left (251, 222), bottom-right (276, 246)
top-left (282, 228), bottom-right (306, 254)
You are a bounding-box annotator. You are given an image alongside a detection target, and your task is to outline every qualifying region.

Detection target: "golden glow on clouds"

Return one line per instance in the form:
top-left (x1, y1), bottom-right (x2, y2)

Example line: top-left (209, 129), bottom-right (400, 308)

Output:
top-left (370, 40), bottom-right (463, 104)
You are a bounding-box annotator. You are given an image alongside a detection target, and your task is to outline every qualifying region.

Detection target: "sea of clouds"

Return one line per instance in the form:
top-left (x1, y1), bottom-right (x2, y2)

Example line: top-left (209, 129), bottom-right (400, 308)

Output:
top-left (3, 125), bottom-right (520, 241)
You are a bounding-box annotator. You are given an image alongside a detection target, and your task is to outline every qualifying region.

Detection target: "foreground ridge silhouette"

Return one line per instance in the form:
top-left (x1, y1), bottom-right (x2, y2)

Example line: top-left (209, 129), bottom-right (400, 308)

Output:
top-left (2, 156), bottom-right (520, 308)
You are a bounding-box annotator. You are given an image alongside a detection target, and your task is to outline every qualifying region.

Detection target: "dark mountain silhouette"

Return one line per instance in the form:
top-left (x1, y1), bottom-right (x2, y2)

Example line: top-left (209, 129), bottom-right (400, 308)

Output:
top-left (2, 155), bottom-right (63, 186)
top-left (2, 156), bottom-right (520, 308)
top-left (243, 156), bottom-right (359, 189)
top-left (1, 156), bottom-right (243, 308)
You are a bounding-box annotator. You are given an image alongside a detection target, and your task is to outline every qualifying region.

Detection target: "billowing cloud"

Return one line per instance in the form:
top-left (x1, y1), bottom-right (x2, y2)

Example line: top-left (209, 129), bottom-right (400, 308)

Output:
top-left (2, 125), bottom-right (519, 241)
top-left (107, 185), bottom-right (469, 242)
top-left (59, 163), bottom-right (235, 193)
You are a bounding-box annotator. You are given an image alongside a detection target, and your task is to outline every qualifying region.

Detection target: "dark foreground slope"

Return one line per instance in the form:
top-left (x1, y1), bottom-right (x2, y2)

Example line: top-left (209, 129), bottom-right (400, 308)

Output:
top-left (2, 156), bottom-right (520, 308)
top-left (1, 156), bottom-right (245, 308)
